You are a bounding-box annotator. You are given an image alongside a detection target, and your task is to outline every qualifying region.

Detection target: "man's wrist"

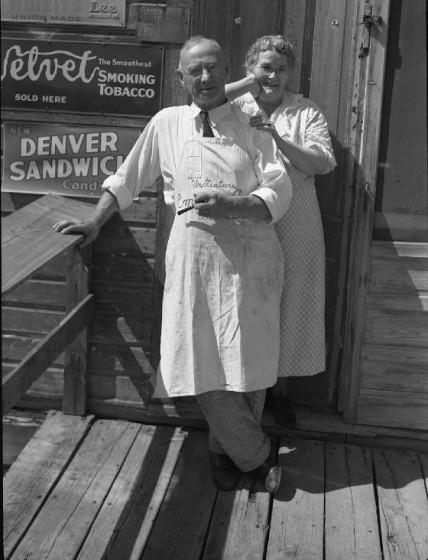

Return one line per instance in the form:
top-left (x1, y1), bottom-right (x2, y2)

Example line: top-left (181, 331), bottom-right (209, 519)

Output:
top-left (227, 195), bottom-right (270, 221)
top-left (88, 217), bottom-right (102, 233)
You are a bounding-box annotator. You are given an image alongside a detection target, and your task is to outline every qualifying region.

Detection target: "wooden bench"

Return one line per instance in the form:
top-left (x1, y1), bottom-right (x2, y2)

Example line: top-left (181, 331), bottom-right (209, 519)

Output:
top-left (2, 194), bottom-right (95, 415)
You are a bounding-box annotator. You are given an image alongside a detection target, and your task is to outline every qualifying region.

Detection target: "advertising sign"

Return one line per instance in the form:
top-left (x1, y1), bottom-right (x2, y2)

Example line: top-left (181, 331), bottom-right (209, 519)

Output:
top-left (2, 122), bottom-right (141, 197)
top-left (1, 0), bottom-right (126, 28)
top-left (1, 37), bottom-right (163, 117)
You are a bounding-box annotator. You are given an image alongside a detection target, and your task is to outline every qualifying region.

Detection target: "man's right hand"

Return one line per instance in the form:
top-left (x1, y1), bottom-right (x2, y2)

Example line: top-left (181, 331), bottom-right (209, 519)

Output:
top-left (52, 218), bottom-right (101, 248)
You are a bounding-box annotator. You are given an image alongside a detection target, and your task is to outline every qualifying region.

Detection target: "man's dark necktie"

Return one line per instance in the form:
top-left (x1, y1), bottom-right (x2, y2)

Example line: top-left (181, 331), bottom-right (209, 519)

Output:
top-left (200, 111), bottom-right (215, 137)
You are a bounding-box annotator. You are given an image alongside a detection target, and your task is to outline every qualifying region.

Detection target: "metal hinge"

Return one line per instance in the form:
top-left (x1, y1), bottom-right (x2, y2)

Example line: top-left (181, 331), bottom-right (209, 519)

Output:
top-left (359, 3), bottom-right (382, 58)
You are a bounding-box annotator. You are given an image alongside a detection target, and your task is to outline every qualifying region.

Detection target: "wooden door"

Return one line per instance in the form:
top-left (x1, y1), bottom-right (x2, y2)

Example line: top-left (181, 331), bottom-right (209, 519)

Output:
top-left (340, 0), bottom-right (428, 430)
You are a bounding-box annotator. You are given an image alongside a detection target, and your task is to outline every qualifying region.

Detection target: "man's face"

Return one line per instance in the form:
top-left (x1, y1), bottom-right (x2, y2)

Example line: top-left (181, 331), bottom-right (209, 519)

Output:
top-left (178, 41), bottom-right (228, 110)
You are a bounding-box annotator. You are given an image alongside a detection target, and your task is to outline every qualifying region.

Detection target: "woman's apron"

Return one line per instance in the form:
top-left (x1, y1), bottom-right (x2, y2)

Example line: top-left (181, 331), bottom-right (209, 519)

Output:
top-left (157, 126), bottom-right (284, 397)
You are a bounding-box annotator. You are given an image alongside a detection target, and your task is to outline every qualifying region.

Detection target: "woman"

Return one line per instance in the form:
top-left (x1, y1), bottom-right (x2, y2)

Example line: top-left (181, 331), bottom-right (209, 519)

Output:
top-left (226, 35), bottom-right (336, 425)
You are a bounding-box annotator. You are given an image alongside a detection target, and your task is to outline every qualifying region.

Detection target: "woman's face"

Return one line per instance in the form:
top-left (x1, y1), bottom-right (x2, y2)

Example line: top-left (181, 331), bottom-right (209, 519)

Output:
top-left (251, 50), bottom-right (290, 105)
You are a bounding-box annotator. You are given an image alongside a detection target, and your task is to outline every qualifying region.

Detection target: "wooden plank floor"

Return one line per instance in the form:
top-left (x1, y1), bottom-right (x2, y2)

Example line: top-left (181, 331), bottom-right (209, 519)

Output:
top-left (4, 412), bottom-right (428, 560)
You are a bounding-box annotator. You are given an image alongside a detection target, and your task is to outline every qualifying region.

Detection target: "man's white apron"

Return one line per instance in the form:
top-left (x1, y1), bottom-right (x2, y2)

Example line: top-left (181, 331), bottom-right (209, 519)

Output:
top-left (157, 123), bottom-right (284, 397)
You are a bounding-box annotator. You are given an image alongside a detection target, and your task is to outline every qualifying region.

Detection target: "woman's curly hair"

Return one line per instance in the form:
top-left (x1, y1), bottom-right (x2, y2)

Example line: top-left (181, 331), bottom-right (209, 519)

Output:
top-left (245, 35), bottom-right (296, 70)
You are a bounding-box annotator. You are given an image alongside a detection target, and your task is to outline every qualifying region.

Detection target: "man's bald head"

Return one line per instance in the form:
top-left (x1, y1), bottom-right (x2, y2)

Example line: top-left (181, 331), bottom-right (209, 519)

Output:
top-left (177, 36), bottom-right (228, 110)
top-left (179, 36), bottom-right (225, 70)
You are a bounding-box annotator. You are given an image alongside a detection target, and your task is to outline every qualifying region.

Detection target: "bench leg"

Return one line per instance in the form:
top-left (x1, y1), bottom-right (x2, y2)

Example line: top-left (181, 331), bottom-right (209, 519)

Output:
top-left (63, 246), bottom-right (92, 416)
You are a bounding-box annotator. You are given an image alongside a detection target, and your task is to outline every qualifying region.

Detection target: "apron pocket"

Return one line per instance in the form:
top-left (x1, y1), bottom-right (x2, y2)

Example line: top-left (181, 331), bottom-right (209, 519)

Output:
top-left (186, 141), bottom-right (202, 179)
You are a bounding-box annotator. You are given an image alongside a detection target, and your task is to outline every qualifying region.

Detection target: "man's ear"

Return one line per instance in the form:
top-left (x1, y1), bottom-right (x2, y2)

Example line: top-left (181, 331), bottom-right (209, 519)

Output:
top-left (176, 68), bottom-right (185, 87)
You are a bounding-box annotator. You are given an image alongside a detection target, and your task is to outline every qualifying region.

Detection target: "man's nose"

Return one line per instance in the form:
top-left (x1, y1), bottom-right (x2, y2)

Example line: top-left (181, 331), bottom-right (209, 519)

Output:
top-left (200, 67), bottom-right (211, 80)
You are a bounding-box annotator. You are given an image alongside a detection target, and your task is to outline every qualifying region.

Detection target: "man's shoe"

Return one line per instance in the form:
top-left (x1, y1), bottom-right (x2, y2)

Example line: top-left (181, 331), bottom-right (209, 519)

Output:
top-left (260, 462), bottom-right (282, 494)
top-left (209, 452), bottom-right (240, 491)
top-left (258, 444), bottom-right (281, 494)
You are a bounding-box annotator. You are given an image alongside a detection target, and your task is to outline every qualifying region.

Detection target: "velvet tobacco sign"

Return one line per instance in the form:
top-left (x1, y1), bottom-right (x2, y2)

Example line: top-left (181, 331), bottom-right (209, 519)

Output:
top-left (1, 37), bottom-right (163, 117)
top-left (2, 122), bottom-right (141, 197)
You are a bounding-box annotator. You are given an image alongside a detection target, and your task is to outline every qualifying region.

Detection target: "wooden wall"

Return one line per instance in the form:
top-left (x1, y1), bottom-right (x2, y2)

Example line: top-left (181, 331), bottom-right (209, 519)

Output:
top-left (2, 0), bottom-right (364, 420)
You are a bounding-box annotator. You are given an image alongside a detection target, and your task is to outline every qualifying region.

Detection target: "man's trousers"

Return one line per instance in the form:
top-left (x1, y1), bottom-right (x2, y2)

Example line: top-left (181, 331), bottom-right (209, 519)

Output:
top-left (195, 389), bottom-right (271, 472)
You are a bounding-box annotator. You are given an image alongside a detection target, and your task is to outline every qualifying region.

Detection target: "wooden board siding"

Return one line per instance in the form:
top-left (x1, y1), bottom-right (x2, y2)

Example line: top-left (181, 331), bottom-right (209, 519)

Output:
top-left (355, 241), bottom-right (428, 430)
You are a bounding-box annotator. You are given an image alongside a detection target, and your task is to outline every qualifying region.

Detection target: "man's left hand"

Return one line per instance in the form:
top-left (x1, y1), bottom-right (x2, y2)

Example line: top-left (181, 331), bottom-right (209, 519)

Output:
top-left (193, 190), bottom-right (231, 218)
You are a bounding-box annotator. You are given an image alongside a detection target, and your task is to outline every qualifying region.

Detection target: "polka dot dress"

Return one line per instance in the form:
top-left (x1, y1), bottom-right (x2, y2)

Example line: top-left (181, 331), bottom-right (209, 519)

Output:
top-left (235, 93), bottom-right (336, 377)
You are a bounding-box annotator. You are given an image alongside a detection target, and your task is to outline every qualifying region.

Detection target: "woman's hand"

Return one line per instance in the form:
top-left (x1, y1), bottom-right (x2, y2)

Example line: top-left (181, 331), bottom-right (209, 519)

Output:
top-left (249, 114), bottom-right (277, 136)
top-left (52, 218), bottom-right (101, 248)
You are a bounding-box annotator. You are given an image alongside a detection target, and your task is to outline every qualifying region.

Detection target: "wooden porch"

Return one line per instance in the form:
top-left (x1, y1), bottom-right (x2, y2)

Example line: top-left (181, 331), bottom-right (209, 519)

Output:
top-left (2, 177), bottom-right (428, 560)
top-left (4, 410), bottom-right (428, 560)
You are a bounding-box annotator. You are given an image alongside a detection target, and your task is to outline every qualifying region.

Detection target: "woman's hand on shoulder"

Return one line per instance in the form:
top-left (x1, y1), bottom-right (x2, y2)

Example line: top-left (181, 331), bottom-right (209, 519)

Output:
top-left (249, 115), bottom-right (277, 136)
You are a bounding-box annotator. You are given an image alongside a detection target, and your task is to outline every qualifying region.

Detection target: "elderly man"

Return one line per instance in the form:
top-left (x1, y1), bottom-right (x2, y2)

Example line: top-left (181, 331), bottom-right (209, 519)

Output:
top-left (54, 36), bottom-right (292, 493)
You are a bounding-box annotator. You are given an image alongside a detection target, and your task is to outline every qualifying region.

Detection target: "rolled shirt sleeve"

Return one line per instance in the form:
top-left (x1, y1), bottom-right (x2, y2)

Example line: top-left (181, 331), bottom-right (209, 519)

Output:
top-left (304, 105), bottom-right (337, 173)
top-left (250, 134), bottom-right (292, 224)
top-left (102, 115), bottom-right (161, 211)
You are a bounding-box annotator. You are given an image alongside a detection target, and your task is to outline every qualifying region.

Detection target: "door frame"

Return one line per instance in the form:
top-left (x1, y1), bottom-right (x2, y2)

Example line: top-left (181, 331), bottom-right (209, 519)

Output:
top-left (338, 0), bottom-right (391, 421)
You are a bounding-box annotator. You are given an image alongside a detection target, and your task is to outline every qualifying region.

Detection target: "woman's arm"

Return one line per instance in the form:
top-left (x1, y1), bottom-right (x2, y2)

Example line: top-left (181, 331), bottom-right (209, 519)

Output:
top-left (273, 131), bottom-right (327, 175)
top-left (225, 75), bottom-right (260, 101)
top-left (249, 114), bottom-right (328, 176)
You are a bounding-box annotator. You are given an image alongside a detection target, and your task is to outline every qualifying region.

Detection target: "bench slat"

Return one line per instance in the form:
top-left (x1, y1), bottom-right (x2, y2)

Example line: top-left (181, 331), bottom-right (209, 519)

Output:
top-left (2, 195), bottom-right (93, 297)
top-left (2, 294), bottom-right (94, 414)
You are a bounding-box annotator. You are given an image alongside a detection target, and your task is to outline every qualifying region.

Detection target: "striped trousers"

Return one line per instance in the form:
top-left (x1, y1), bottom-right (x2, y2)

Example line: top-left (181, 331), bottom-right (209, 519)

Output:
top-left (195, 389), bottom-right (271, 472)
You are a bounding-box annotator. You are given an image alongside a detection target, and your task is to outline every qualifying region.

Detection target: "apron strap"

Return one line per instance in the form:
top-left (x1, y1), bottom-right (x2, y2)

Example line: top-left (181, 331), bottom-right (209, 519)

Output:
top-left (230, 105), bottom-right (258, 177)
